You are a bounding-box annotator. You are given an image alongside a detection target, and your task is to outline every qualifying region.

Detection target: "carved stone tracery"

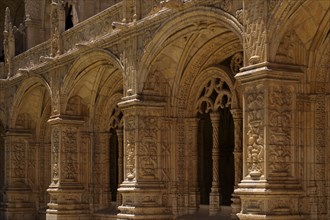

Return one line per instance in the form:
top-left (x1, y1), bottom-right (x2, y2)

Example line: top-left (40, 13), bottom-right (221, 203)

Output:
top-left (196, 77), bottom-right (232, 113)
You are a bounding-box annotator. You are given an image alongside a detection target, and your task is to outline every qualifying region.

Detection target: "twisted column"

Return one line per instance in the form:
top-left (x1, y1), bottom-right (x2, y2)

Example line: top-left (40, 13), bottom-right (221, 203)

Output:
top-left (209, 112), bottom-right (221, 216)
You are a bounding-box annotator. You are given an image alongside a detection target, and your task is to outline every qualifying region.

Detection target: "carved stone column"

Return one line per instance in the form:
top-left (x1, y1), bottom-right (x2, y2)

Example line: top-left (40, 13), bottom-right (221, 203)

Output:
top-left (235, 63), bottom-right (304, 220)
top-left (187, 118), bottom-right (199, 214)
top-left (117, 96), bottom-right (172, 220)
top-left (116, 128), bottom-right (123, 206)
top-left (209, 112), bottom-right (221, 216)
top-left (230, 109), bottom-right (243, 219)
top-left (46, 116), bottom-right (89, 220)
top-left (49, 0), bottom-right (65, 57)
top-left (3, 7), bottom-right (15, 78)
top-left (1, 130), bottom-right (35, 220)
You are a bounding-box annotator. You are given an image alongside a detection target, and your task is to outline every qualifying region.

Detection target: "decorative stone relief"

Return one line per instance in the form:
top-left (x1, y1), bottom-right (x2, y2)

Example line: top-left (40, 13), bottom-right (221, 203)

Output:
top-left (52, 127), bottom-right (60, 183)
top-left (3, 7), bottom-right (15, 77)
top-left (230, 52), bottom-right (243, 75)
top-left (109, 105), bottom-right (124, 129)
top-left (275, 30), bottom-right (306, 65)
top-left (242, 199), bottom-right (263, 214)
top-left (243, 0), bottom-right (266, 65)
top-left (50, 1), bottom-right (64, 57)
top-left (12, 142), bottom-right (26, 179)
top-left (126, 139), bottom-right (135, 180)
top-left (268, 86), bottom-right (293, 176)
top-left (139, 142), bottom-right (157, 178)
top-left (245, 85), bottom-right (264, 178)
top-left (62, 127), bottom-right (78, 180)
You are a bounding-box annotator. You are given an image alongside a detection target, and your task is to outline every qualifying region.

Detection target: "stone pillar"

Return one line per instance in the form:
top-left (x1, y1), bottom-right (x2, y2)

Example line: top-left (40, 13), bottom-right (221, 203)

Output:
top-left (1, 130), bottom-right (36, 220)
top-left (3, 7), bottom-right (15, 78)
top-left (116, 128), bottom-right (123, 206)
top-left (117, 96), bottom-right (172, 220)
top-left (209, 112), bottom-right (221, 216)
top-left (46, 116), bottom-right (89, 220)
top-left (187, 118), bottom-right (199, 214)
top-left (230, 109), bottom-right (243, 219)
top-left (50, 0), bottom-right (65, 57)
top-left (235, 63), bottom-right (304, 220)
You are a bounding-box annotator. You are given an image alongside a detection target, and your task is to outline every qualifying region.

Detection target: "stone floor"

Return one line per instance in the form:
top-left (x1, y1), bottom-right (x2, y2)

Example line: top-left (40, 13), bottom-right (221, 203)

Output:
top-left (93, 205), bottom-right (233, 220)
top-left (178, 205), bottom-right (232, 220)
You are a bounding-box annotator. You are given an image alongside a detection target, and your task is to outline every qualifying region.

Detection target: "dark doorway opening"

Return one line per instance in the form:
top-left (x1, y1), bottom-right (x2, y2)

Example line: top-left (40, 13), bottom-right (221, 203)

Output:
top-left (109, 128), bottom-right (118, 202)
top-left (197, 107), bottom-right (235, 206)
top-left (198, 113), bottom-right (212, 205)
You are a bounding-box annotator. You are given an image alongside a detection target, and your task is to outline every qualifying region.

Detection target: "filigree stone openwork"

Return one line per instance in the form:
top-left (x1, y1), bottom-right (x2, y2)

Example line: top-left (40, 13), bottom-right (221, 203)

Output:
top-left (196, 77), bottom-right (232, 114)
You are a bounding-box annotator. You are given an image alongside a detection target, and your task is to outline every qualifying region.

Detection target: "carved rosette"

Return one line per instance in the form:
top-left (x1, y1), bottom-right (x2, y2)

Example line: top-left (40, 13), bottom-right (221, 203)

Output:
top-left (268, 86), bottom-right (293, 177)
top-left (245, 84), bottom-right (264, 178)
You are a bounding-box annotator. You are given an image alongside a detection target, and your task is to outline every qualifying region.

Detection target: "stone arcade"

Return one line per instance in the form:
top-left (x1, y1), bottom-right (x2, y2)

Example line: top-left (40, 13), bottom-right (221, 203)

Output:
top-left (0, 0), bottom-right (329, 220)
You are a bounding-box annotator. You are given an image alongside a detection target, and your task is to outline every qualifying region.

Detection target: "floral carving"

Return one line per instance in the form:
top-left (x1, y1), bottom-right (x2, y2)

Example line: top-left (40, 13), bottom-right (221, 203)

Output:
top-left (268, 86), bottom-right (293, 176)
top-left (245, 85), bottom-right (264, 178)
top-left (126, 140), bottom-right (135, 180)
top-left (52, 127), bottom-right (60, 183)
top-left (12, 142), bottom-right (26, 179)
top-left (62, 127), bottom-right (78, 180)
top-left (139, 142), bottom-right (157, 178)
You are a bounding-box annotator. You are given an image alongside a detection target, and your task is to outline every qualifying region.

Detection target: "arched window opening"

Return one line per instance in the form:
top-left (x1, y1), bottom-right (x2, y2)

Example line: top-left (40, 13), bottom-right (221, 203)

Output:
top-left (198, 113), bottom-right (212, 205)
top-left (195, 76), bottom-right (235, 212)
top-left (108, 105), bottom-right (123, 204)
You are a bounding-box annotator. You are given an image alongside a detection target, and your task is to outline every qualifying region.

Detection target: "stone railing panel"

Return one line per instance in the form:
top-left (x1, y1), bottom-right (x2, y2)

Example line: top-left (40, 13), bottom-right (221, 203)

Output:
top-left (62, 3), bottom-right (122, 53)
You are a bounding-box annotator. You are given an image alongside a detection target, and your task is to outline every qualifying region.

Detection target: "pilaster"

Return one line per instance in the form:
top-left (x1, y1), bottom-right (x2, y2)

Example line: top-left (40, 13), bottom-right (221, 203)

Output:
top-left (46, 115), bottom-right (89, 220)
top-left (117, 95), bottom-right (172, 220)
top-left (230, 109), bottom-right (243, 220)
top-left (1, 130), bottom-right (35, 220)
top-left (235, 63), bottom-right (304, 220)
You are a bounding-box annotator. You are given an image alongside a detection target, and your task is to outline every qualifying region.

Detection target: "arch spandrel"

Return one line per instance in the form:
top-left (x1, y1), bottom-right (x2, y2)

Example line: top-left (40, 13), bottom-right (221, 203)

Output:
top-left (138, 6), bottom-right (243, 95)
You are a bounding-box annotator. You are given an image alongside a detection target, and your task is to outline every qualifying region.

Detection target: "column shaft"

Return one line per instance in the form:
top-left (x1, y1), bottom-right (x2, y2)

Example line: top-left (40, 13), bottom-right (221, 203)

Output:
top-left (116, 128), bottom-right (123, 205)
top-left (209, 112), bottom-right (221, 216)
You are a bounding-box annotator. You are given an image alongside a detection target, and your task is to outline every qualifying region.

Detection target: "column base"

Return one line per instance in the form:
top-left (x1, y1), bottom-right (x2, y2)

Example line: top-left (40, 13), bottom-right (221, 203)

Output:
top-left (231, 193), bottom-right (240, 219)
top-left (117, 181), bottom-right (172, 220)
top-left (46, 183), bottom-right (89, 220)
top-left (1, 187), bottom-right (36, 220)
top-left (1, 207), bottom-right (36, 220)
top-left (235, 180), bottom-right (303, 220)
top-left (188, 190), bottom-right (199, 214)
top-left (209, 192), bottom-right (221, 216)
top-left (237, 214), bottom-right (304, 220)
